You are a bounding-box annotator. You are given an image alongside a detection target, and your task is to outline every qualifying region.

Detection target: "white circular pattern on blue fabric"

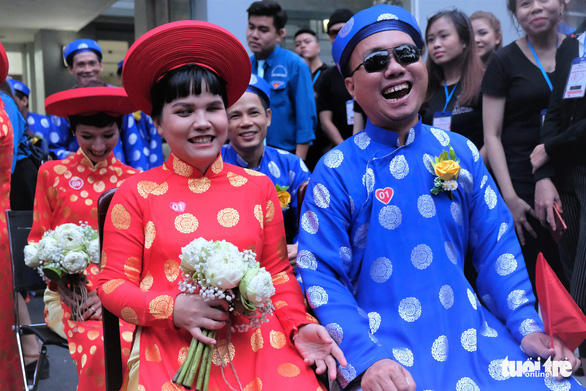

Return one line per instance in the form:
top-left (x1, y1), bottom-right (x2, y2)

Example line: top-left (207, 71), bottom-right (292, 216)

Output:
top-left (307, 286), bottom-right (328, 308)
top-left (445, 242), bottom-right (458, 265)
top-left (411, 244), bottom-right (433, 270)
top-left (144, 147), bottom-right (151, 156)
top-left (430, 127), bottom-right (450, 146)
top-left (431, 335), bottom-right (448, 362)
top-left (467, 289), bottom-right (477, 310)
top-left (128, 133), bottom-right (138, 145)
top-left (469, 230), bottom-right (479, 248)
top-left (544, 375), bottom-right (571, 390)
top-left (353, 223), bottom-right (368, 248)
top-left (467, 140), bottom-right (480, 162)
top-left (480, 175), bottom-right (488, 189)
top-left (78, 43), bottom-right (89, 49)
top-left (324, 149), bottom-right (344, 168)
top-left (377, 12), bottom-right (398, 21)
top-left (277, 149), bottom-right (288, 155)
top-left (289, 171), bottom-right (296, 184)
top-left (337, 364), bottom-right (356, 388)
top-left (519, 319), bottom-right (543, 336)
top-left (451, 202), bottom-right (463, 226)
top-left (300, 161), bottom-right (309, 172)
top-left (497, 223), bottom-right (508, 241)
top-left (326, 323), bottom-right (343, 345)
top-left (357, 306), bottom-right (368, 318)
top-left (461, 328), bottom-right (477, 352)
top-left (456, 377), bottom-right (479, 391)
top-left (379, 205), bottom-right (402, 230)
top-left (268, 161), bottom-right (281, 178)
top-left (480, 321), bottom-right (498, 337)
top-left (482, 294), bottom-right (496, 312)
top-left (313, 183), bottom-right (330, 209)
top-left (458, 169), bottom-right (473, 193)
top-left (49, 131), bottom-right (60, 143)
top-left (28, 116), bottom-right (35, 125)
top-left (40, 118), bottom-right (50, 128)
top-left (439, 285), bottom-right (454, 309)
top-left (52, 116), bottom-right (61, 126)
top-left (405, 128), bottom-right (415, 145)
top-left (127, 116), bottom-right (135, 127)
top-left (349, 195), bottom-right (355, 214)
top-left (369, 332), bottom-right (381, 346)
top-left (485, 185), bottom-right (497, 209)
top-left (338, 17), bottom-right (354, 38)
top-left (368, 312), bottom-right (381, 333)
top-left (489, 359), bottom-right (510, 380)
top-left (354, 132), bottom-right (370, 149)
top-left (297, 250), bottom-right (317, 270)
top-left (149, 154), bottom-right (158, 163)
top-left (496, 253), bottom-right (517, 276)
top-left (423, 153), bottom-right (435, 174)
top-left (340, 246), bottom-right (352, 265)
top-left (399, 297), bottom-right (421, 322)
top-left (370, 257), bottom-right (392, 283)
top-left (389, 155), bottom-right (409, 179)
top-left (132, 150), bottom-right (141, 162)
top-left (417, 194), bottom-right (436, 218)
top-left (150, 140), bottom-right (158, 149)
top-left (362, 167), bottom-right (375, 194)
top-left (392, 347), bottom-right (414, 367)
top-left (507, 290), bottom-right (529, 310)
top-left (301, 210), bottom-right (319, 234)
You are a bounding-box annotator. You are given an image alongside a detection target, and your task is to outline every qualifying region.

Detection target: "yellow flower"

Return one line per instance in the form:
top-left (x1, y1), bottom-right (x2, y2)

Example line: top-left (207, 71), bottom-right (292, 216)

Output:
top-left (434, 160), bottom-right (461, 181)
top-left (277, 191), bottom-right (291, 208)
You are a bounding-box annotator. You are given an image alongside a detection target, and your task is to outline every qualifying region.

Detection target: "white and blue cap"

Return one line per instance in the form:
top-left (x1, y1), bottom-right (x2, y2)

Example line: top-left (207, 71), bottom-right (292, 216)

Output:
top-left (245, 74), bottom-right (271, 108)
top-left (7, 79), bottom-right (30, 97)
top-left (332, 4), bottom-right (423, 78)
top-left (63, 39), bottom-right (102, 66)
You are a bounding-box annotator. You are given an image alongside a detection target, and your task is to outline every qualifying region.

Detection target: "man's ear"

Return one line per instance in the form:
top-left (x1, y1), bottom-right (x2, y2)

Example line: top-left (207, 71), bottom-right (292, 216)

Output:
top-left (277, 28), bottom-right (286, 44)
top-left (344, 76), bottom-right (356, 99)
top-left (266, 108), bottom-right (272, 128)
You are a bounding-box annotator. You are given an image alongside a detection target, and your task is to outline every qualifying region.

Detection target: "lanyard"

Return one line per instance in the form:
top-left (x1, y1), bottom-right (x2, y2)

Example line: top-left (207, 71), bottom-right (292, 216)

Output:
top-left (443, 82), bottom-right (458, 112)
top-left (312, 69), bottom-right (322, 85)
top-left (526, 36), bottom-right (555, 91)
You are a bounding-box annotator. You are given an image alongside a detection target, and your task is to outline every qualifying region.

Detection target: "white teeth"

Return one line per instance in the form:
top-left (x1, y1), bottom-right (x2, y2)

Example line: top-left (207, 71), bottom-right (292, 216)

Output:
top-left (191, 136), bottom-right (212, 144)
top-left (384, 83), bottom-right (408, 95)
top-left (240, 132), bottom-right (255, 137)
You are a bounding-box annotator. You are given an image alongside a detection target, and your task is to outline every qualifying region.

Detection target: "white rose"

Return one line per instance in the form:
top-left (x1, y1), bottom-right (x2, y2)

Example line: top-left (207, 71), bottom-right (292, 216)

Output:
top-left (61, 251), bottom-right (89, 274)
top-left (204, 248), bottom-right (246, 289)
top-left (38, 237), bottom-right (62, 263)
top-left (180, 238), bottom-right (213, 273)
top-left (87, 239), bottom-right (100, 264)
top-left (24, 243), bottom-right (40, 268)
top-left (240, 266), bottom-right (275, 305)
top-left (56, 224), bottom-right (85, 251)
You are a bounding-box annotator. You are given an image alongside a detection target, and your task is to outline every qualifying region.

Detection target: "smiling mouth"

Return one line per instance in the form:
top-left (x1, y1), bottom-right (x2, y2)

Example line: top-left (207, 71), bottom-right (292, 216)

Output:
top-left (383, 83), bottom-right (411, 101)
top-left (240, 131), bottom-right (257, 137)
top-left (188, 135), bottom-right (214, 144)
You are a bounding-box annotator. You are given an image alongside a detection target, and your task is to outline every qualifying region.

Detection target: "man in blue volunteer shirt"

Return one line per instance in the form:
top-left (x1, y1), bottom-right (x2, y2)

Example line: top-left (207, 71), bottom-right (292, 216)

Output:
top-left (223, 75), bottom-right (310, 272)
top-left (246, 0), bottom-right (316, 161)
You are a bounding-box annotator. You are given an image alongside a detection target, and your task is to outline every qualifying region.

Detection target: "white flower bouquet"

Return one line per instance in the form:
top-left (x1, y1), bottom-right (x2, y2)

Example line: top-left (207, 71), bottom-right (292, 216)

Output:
top-left (24, 222), bottom-right (100, 321)
top-left (173, 238), bottom-right (276, 390)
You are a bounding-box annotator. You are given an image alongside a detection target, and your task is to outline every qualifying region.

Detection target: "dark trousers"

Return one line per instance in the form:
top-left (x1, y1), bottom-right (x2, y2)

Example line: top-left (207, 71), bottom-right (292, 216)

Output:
top-left (10, 157), bottom-right (37, 211)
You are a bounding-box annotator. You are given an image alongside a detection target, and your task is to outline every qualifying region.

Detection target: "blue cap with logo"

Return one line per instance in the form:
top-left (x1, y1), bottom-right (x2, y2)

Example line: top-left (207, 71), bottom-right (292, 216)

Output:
top-left (246, 74), bottom-right (271, 108)
top-left (332, 4), bottom-right (423, 77)
top-left (63, 39), bottom-right (102, 66)
top-left (8, 79), bottom-right (30, 97)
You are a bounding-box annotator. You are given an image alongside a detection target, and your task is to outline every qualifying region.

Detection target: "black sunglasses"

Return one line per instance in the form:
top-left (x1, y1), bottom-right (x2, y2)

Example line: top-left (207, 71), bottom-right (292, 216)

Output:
top-left (349, 44), bottom-right (421, 76)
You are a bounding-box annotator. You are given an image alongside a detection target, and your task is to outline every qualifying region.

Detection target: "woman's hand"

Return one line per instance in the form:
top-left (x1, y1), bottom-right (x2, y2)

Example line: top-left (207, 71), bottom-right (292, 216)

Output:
top-left (81, 289), bottom-right (102, 321)
top-left (504, 195), bottom-right (537, 246)
top-left (293, 324), bottom-right (347, 380)
top-left (173, 293), bottom-right (229, 344)
top-left (535, 179), bottom-right (562, 229)
top-left (287, 244), bottom-right (298, 269)
top-left (530, 144), bottom-right (550, 173)
top-left (521, 333), bottom-right (580, 379)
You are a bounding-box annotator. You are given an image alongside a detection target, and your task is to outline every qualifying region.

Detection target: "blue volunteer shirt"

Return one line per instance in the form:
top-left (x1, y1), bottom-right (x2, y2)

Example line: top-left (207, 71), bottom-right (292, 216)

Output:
top-left (0, 92), bottom-right (28, 172)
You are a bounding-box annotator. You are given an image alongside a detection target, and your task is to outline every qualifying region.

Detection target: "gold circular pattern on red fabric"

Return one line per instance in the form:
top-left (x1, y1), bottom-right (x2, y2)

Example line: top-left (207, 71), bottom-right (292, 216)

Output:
top-left (77, 165), bottom-right (86, 173)
top-left (274, 300), bottom-right (287, 309)
top-left (121, 307), bottom-right (138, 324)
top-left (227, 172), bottom-right (248, 187)
top-left (306, 313), bottom-right (318, 323)
top-left (111, 204), bottom-right (131, 230)
top-left (93, 181), bottom-right (106, 193)
top-left (272, 271), bottom-right (289, 286)
top-left (70, 195), bottom-right (78, 202)
top-left (90, 345), bottom-right (97, 355)
top-left (254, 205), bottom-right (263, 228)
top-left (110, 175), bottom-right (117, 183)
top-left (85, 199), bottom-right (93, 206)
top-left (145, 344), bottom-right (162, 362)
top-left (188, 177), bottom-right (211, 194)
top-left (113, 167), bottom-right (123, 176)
top-left (81, 354), bottom-right (87, 368)
top-left (144, 221), bottom-right (156, 249)
top-left (100, 250), bottom-right (107, 271)
top-left (53, 165), bottom-right (67, 175)
top-left (162, 381), bottom-right (182, 391)
top-left (211, 158), bottom-right (223, 174)
top-left (211, 339), bottom-right (235, 365)
top-left (91, 207), bottom-right (98, 220)
top-left (124, 256), bottom-right (141, 283)
top-left (164, 259), bottom-right (180, 282)
top-left (174, 213), bottom-right (198, 233)
top-left (122, 331), bottom-right (133, 342)
top-left (178, 346), bottom-right (189, 365)
top-left (269, 330), bottom-right (286, 349)
top-left (172, 158), bottom-right (193, 177)
top-left (149, 295), bottom-right (174, 319)
top-left (265, 200), bottom-right (275, 223)
top-left (217, 208), bottom-right (239, 228)
top-left (277, 236), bottom-right (288, 261)
top-left (244, 168), bottom-right (265, 177)
top-left (62, 206), bottom-right (71, 218)
top-left (64, 171), bottom-right (72, 179)
top-left (251, 329), bottom-right (263, 352)
top-left (81, 190), bottom-right (89, 198)
top-left (87, 176), bottom-right (95, 184)
top-left (277, 363), bottom-right (300, 377)
top-left (87, 330), bottom-right (100, 340)
top-left (102, 279), bottom-right (125, 294)
top-left (243, 378), bottom-right (263, 391)
top-left (137, 386), bottom-right (146, 391)
top-left (96, 374), bottom-right (106, 387)
top-left (69, 342), bottom-right (76, 354)
top-left (140, 271), bottom-right (154, 291)
top-left (137, 181), bottom-right (169, 198)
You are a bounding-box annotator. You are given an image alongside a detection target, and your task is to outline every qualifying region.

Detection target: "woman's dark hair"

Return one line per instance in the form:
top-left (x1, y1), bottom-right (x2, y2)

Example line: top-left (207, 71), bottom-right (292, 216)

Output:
top-left (150, 64), bottom-right (228, 121)
top-left (69, 113), bottom-right (123, 133)
top-left (425, 9), bottom-right (483, 107)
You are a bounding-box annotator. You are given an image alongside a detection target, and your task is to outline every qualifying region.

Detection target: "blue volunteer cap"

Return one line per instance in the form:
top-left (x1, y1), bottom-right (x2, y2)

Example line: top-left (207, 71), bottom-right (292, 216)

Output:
top-left (246, 74), bottom-right (271, 108)
top-left (63, 39), bottom-right (102, 66)
top-left (8, 79), bottom-right (30, 97)
top-left (332, 4), bottom-right (423, 77)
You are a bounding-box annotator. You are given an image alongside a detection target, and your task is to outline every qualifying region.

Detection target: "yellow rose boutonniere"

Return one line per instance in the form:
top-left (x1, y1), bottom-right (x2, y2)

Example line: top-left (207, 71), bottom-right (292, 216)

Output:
top-left (431, 145), bottom-right (461, 200)
top-left (276, 185), bottom-right (291, 210)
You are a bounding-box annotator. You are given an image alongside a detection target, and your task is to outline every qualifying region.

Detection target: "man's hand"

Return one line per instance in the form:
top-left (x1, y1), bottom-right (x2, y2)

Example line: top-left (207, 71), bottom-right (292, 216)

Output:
top-left (361, 359), bottom-right (416, 391)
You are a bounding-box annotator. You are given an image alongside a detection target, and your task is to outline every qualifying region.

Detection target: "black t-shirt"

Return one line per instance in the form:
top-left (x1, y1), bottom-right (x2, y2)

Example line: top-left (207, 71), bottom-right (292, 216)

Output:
top-left (312, 63), bottom-right (329, 96)
top-left (316, 66), bottom-right (354, 140)
top-left (420, 83), bottom-right (484, 149)
top-left (481, 42), bottom-right (554, 197)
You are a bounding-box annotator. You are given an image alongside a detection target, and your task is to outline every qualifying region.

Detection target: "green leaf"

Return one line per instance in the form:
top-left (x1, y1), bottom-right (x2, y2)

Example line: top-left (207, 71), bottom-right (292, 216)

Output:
top-left (275, 185), bottom-right (289, 192)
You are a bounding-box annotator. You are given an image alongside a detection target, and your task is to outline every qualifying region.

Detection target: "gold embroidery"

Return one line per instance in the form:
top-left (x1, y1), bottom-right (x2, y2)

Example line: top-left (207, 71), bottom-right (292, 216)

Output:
top-left (144, 221), bottom-right (156, 249)
top-left (244, 168), bottom-right (265, 177)
top-left (109, 175), bottom-right (117, 183)
top-left (90, 207), bottom-right (98, 220)
top-left (69, 342), bottom-right (76, 355)
top-left (188, 177), bottom-right (211, 194)
top-left (227, 172), bottom-right (248, 187)
top-left (84, 199), bottom-right (93, 206)
top-left (269, 331), bottom-right (286, 349)
top-left (145, 344), bottom-right (162, 362)
top-left (122, 331), bottom-right (133, 343)
top-left (272, 271), bottom-right (289, 286)
top-left (211, 158), bottom-right (223, 173)
top-left (93, 181), bottom-right (106, 193)
top-left (111, 204), bottom-right (131, 230)
top-left (162, 381), bottom-right (182, 391)
top-left (100, 250), bottom-right (106, 271)
top-left (178, 346), bottom-right (189, 365)
top-left (175, 213), bottom-right (198, 233)
top-left (217, 208), bottom-right (239, 228)
top-left (70, 195), bottom-right (78, 202)
top-left (211, 339), bottom-right (236, 365)
top-left (90, 346), bottom-right (97, 355)
top-left (278, 363), bottom-right (301, 377)
top-left (254, 205), bottom-right (263, 229)
top-left (62, 206), bottom-right (71, 218)
top-left (53, 165), bottom-right (67, 175)
top-left (274, 300), bottom-right (287, 309)
top-left (137, 181), bottom-right (169, 198)
top-left (80, 190), bottom-right (89, 198)
top-left (243, 378), bottom-right (263, 391)
top-left (113, 167), bottom-right (123, 176)
top-left (137, 386), bottom-right (146, 391)
top-left (277, 236), bottom-right (288, 261)
top-left (149, 295), bottom-right (174, 319)
top-left (124, 257), bottom-right (141, 284)
top-left (164, 259), bottom-right (180, 282)
top-left (121, 307), bottom-right (138, 324)
top-left (96, 373), bottom-right (105, 387)
top-left (306, 313), bottom-right (318, 323)
top-left (251, 329), bottom-right (263, 352)
top-left (265, 200), bottom-right (275, 223)
top-left (87, 175), bottom-right (94, 184)
top-left (173, 158), bottom-right (194, 177)
top-left (102, 279), bottom-right (124, 294)
top-left (87, 330), bottom-right (100, 340)
top-left (140, 271), bottom-right (153, 291)
top-left (77, 165), bottom-right (86, 173)
top-left (81, 354), bottom-right (87, 368)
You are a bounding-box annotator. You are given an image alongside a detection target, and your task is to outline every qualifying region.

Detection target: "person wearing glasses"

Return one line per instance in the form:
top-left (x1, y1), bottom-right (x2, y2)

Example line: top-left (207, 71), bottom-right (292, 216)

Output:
top-left (298, 4), bottom-right (582, 390)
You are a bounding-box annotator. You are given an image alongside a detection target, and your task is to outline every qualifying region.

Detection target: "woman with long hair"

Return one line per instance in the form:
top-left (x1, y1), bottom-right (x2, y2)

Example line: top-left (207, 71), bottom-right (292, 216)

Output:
top-left (470, 10), bottom-right (503, 65)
